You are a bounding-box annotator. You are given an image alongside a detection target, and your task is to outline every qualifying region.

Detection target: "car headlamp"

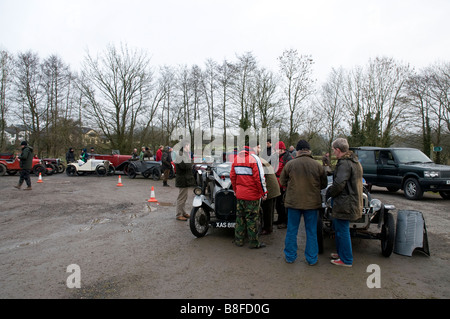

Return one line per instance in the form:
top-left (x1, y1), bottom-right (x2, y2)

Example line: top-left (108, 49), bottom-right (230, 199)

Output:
top-left (370, 198), bottom-right (382, 212)
top-left (424, 171), bottom-right (440, 178)
top-left (193, 187), bottom-right (202, 196)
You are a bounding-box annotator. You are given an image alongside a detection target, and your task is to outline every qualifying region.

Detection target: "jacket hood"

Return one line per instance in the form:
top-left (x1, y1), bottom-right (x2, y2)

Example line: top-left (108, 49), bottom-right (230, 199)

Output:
top-left (341, 151), bottom-right (359, 163)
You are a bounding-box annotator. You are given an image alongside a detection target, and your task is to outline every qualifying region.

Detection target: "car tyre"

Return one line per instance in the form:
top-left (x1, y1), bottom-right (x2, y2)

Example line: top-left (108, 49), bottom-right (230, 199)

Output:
top-left (152, 168), bottom-right (161, 181)
top-left (95, 165), bottom-right (107, 177)
top-left (66, 165), bottom-right (77, 176)
top-left (381, 211), bottom-right (395, 257)
top-left (33, 164), bottom-right (46, 176)
top-left (439, 191), bottom-right (450, 199)
top-left (127, 166), bottom-right (137, 179)
top-left (107, 165), bottom-right (116, 176)
top-left (403, 178), bottom-right (423, 200)
top-left (0, 163), bottom-right (6, 176)
top-left (189, 206), bottom-right (210, 238)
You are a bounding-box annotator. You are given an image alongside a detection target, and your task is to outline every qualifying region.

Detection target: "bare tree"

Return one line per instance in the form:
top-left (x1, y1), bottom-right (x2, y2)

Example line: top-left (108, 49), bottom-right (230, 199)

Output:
top-left (13, 51), bottom-right (44, 154)
top-left (249, 67), bottom-right (282, 129)
top-left (79, 44), bottom-right (154, 153)
top-left (278, 49), bottom-right (315, 146)
top-left (216, 59), bottom-right (236, 149)
top-left (316, 68), bottom-right (346, 152)
top-left (364, 57), bottom-right (411, 147)
top-left (233, 52), bottom-right (257, 131)
top-left (0, 50), bottom-right (14, 149)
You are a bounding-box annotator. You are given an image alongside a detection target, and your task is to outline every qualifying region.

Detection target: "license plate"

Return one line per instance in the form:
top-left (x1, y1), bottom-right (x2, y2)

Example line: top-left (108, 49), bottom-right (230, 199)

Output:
top-left (214, 221), bottom-right (236, 228)
top-left (362, 207), bottom-right (373, 215)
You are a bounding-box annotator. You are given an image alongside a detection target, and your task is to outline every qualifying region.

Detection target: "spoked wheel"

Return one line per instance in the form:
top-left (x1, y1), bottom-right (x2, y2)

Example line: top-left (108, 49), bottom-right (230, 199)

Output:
top-left (127, 166), bottom-right (137, 179)
top-left (33, 164), bottom-right (46, 176)
top-left (58, 163), bottom-right (66, 173)
top-left (66, 165), bottom-right (77, 176)
top-left (107, 166), bottom-right (116, 176)
top-left (189, 206), bottom-right (210, 238)
top-left (152, 168), bottom-right (161, 181)
top-left (381, 211), bottom-right (395, 257)
top-left (95, 165), bottom-right (107, 177)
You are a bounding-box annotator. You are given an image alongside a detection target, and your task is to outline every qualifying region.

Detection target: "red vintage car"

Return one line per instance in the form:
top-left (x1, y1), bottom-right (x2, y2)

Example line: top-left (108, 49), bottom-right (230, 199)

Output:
top-left (0, 154), bottom-right (49, 176)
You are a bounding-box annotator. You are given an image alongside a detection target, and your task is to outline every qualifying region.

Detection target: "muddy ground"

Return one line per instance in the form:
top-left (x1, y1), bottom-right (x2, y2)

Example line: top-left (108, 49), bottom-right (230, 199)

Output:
top-left (0, 172), bottom-right (449, 300)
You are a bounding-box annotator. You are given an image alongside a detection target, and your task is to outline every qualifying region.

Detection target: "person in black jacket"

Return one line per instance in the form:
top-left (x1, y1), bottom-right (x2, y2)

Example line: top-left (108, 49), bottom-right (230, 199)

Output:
top-left (14, 141), bottom-right (33, 190)
top-left (161, 146), bottom-right (172, 187)
top-left (174, 141), bottom-right (195, 221)
top-left (66, 148), bottom-right (75, 163)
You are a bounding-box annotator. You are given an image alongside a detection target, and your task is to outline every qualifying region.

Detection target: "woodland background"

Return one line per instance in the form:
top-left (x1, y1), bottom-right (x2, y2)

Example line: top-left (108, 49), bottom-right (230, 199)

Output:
top-left (1, 44), bottom-right (449, 163)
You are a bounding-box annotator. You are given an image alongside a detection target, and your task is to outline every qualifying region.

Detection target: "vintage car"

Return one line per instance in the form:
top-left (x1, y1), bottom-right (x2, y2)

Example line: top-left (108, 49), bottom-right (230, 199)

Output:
top-left (87, 151), bottom-right (132, 173)
top-left (66, 159), bottom-right (114, 177)
top-left (0, 154), bottom-right (49, 176)
top-left (127, 160), bottom-right (161, 180)
top-left (189, 162), bottom-right (263, 238)
top-left (42, 157), bottom-right (65, 174)
top-left (319, 176), bottom-right (396, 257)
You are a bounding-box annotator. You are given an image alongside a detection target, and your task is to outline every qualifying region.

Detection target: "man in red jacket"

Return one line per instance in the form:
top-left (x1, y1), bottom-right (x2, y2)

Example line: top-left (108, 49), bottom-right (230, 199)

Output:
top-left (230, 146), bottom-right (268, 249)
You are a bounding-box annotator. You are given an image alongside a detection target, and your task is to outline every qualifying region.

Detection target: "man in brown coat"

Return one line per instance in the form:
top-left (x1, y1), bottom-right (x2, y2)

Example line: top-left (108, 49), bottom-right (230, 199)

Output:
top-left (280, 140), bottom-right (327, 265)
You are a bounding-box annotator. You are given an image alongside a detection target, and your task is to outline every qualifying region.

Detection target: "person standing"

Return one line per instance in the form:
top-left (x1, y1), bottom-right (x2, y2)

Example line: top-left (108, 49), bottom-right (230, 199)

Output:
top-left (161, 146), bottom-right (172, 187)
top-left (273, 141), bottom-right (293, 229)
top-left (175, 141), bottom-right (195, 221)
top-left (131, 148), bottom-right (139, 160)
top-left (322, 152), bottom-right (332, 175)
top-left (156, 145), bottom-right (163, 162)
top-left (328, 138), bottom-right (363, 267)
top-left (14, 141), bottom-right (34, 190)
top-left (253, 145), bottom-right (280, 235)
top-left (230, 145), bottom-right (268, 249)
top-left (280, 140), bottom-right (327, 265)
top-left (66, 147), bottom-right (75, 164)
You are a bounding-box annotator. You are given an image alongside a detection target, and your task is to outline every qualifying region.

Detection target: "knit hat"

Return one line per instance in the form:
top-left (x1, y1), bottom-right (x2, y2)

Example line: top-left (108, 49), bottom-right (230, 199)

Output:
top-left (276, 141), bottom-right (286, 150)
top-left (21, 141), bottom-right (28, 146)
top-left (296, 139), bottom-right (310, 151)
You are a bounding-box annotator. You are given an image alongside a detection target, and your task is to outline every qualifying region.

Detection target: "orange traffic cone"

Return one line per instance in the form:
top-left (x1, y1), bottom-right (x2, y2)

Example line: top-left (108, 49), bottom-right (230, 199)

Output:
top-left (148, 186), bottom-right (158, 203)
top-left (116, 175), bottom-right (123, 187)
top-left (37, 172), bottom-right (43, 183)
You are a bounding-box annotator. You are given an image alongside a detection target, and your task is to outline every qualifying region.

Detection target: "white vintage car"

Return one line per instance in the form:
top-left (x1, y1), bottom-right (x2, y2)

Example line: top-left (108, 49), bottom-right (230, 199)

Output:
top-left (66, 159), bottom-right (115, 177)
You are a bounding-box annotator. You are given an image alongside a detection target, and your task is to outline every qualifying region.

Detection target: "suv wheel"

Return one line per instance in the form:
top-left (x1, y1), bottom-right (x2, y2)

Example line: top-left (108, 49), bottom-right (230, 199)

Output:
top-left (403, 178), bottom-right (423, 200)
top-left (439, 191), bottom-right (450, 200)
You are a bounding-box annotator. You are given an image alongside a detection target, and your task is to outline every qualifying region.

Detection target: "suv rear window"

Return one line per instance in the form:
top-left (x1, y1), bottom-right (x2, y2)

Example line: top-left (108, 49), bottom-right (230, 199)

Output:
top-left (357, 150), bottom-right (376, 165)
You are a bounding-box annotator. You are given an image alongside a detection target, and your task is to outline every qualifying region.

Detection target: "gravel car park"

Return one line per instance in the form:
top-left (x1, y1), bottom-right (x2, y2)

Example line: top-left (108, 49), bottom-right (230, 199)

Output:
top-left (0, 173), bottom-right (449, 299)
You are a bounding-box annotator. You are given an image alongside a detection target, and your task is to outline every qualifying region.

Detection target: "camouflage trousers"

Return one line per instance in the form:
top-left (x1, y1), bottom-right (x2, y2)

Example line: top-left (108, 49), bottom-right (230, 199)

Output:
top-left (235, 199), bottom-right (261, 248)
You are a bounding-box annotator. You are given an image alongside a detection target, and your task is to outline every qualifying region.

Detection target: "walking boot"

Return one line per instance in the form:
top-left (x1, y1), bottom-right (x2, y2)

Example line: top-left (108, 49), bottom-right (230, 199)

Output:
top-left (13, 184), bottom-right (22, 189)
top-left (163, 181), bottom-right (170, 187)
top-left (24, 186), bottom-right (32, 191)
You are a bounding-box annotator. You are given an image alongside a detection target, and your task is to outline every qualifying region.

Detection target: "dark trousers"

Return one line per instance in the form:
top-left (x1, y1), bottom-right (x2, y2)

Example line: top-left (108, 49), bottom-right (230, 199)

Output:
top-left (261, 197), bottom-right (276, 233)
top-left (19, 169), bottom-right (31, 187)
top-left (275, 189), bottom-right (287, 224)
top-left (163, 168), bottom-right (170, 182)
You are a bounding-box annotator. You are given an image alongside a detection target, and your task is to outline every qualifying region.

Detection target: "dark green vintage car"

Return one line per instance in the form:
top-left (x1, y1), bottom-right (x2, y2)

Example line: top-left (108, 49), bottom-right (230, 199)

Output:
top-left (351, 147), bottom-right (450, 200)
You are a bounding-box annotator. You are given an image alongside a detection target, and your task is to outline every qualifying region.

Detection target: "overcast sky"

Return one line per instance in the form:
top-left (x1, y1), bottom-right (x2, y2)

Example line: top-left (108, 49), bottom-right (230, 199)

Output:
top-left (1, 0), bottom-right (449, 83)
